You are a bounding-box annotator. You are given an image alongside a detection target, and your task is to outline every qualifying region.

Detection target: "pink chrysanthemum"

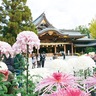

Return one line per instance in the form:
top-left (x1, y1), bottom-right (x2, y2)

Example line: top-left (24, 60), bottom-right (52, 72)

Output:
top-left (0, 41), bottom-right (13, 58)
top-left (65, 87), bottom-right (89, 96)
top-left (85, 76), bottom-right (96, 84)
top-left (43, 87), bottom-right (89, 96)
top-left (83, 76), bottom-right (96, 90)
top-left (14, 31), bottom-right (40, 53)
top-left (0, 70), bottom-right (9, 81)
top-left (43, 88), bottom-right (66, 96)
top-left (35, 72), bottom-right (76, 93)
top-left (0, 61), bottom-right (9, 81)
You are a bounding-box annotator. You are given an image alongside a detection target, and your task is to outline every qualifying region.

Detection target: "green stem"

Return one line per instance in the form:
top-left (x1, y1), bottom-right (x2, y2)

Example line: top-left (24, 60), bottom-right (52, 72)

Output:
top-left (26, 44), bottom-right (29, 94)
top-left (84, 70), bottom-right (87, 79)
top-left (0, 51), bottom-right (2, 61)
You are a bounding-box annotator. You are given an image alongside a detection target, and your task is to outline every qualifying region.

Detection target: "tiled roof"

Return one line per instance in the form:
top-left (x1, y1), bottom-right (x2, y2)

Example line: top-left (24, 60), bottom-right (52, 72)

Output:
top-left (77, 36), bottom-right (96, 41)
top-left (33, 13), bottom-right (45, 25)
top-left (38, 28), bottom-right (86, 38)
top-left (74, 42), bottom-right (96, 47)
top-left (33, 13), bottom-right (89, 39)
top-left (33, 12), bottom-right (54, 28)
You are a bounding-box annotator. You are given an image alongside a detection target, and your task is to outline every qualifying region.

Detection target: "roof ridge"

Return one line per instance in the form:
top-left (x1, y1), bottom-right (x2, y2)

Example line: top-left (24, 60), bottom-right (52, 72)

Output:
top-left (33, 12), bottom-right (45, 23)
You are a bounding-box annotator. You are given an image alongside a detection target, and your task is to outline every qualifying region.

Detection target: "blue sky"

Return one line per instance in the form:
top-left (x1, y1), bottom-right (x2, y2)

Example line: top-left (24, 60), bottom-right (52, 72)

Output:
top-left (27, 0), bottom-right (96, 29)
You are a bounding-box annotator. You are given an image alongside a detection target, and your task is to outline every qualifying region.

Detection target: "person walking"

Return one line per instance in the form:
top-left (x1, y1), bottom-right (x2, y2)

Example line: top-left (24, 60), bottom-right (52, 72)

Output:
top-left (32, 53), bottom-right (37, 69)
top-left (36, 53), bottom-right (41, 68)
top-left (62, 51), bottom-right (65, 59)
top-left (40, 52), bottom-right (46, 67)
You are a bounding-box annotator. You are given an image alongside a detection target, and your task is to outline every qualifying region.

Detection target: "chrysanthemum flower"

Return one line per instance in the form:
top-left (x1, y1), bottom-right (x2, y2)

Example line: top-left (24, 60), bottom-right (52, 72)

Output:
top-left (83, 76), bottom-right (96, 90)
top-left (67, 55), bottom-right (95, 72)
top-left (0, 41), bottom-right (13, 58)
top-left (76, 55), bottom-right (95, 70)
top-left (35, 72), bottom-right (76, 94)
top-left (43, 87), bottom-right (89, 96)
top-left (67, 57), bottom-right (78, 72)
top-left (26, 68), bottom-right (54, 83)
top-left (48, 59), bottom-right (73, 74)
top-left (85, 77), bottom-right (96, 84)
top-left (43, 88), bottom-right (66, 96)
top-left (64, 87), bottom-right (89, 96)
top-left (0, 70), bottom-right (9, 81)
top-left (0, 61), bottom-right (9, 81)
top-left (14, 31), bottom-right (40, 54)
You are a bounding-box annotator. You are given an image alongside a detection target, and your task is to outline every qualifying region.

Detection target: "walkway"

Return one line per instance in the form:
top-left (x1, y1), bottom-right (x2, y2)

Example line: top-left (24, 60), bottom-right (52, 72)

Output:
top-left (28, 55), bottom-right (78, 69)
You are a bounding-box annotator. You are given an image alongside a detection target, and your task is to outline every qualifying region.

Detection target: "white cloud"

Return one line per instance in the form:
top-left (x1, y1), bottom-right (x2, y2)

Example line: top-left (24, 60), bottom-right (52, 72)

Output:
top-left (1, 0), bottom-right (96, 29)
top-left (27, 0), bottom-right (96, 29)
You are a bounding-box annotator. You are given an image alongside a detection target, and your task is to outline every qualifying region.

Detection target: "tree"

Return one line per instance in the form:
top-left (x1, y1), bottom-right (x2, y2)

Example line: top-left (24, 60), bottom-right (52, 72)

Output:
top-left (0, 0), bottom-right (37, 45)
top-left (85, 47), bottom-right (96, 54)
top-left (89, 19), bottom-right (96, 39)
top-left (75, 25), bottom-right (90, 38)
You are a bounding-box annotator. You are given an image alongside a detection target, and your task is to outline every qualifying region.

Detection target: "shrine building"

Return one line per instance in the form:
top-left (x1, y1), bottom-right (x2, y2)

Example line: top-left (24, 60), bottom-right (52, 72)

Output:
top-left (33, 13), bottom-right (96, 56)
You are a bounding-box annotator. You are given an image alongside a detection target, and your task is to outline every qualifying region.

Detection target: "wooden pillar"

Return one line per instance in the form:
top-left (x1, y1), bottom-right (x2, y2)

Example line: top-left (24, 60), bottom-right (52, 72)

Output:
top-left (37, 49), bottom-right (39, 54)
top-left (71, 43), bottom-right (73, 55)
top-left (54, 45), bottom-right (57, 53)
top-left (64, 45), bottom-right (66, 55)
top-left (74, 47), bottom-right (76, 53)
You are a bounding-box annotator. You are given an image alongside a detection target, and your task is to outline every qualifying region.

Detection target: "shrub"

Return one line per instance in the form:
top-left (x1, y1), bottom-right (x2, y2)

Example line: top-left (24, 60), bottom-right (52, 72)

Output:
top-left (85, 47), bottom-right (95, 54)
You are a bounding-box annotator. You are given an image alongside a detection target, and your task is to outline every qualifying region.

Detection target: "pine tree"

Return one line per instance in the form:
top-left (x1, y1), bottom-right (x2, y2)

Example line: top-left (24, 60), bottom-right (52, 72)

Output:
top-left (0, 0), bottom-right (37, 45)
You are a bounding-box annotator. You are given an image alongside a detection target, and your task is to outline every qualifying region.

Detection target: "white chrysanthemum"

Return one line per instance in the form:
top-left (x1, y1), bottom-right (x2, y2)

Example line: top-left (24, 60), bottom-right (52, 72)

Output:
top-left (89, 52), bottom-right (95, 57)
top-left (67, 55), bottom-right (96, 72)
top-left (0, 61), bottom-right (8, 70)
top-left (48, 59), bottom-right (74, 74)
top-left (24, 68), bottom-right (54, 83)
top-left (68, 55), bottom-right (96, 71)
top-left (74, 55), bottom-right (95, 71)
top-left (67, 57), bottom-right (78, 72)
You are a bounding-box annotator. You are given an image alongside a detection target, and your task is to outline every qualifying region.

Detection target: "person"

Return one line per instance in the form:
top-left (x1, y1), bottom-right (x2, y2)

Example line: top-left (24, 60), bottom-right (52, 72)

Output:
top-left (32, 53), bottom-right (37, 68)
top-left (53, 53), bottom-right (58, 60)
top-left (62, 51), bottom-right (65, 59)
top-left (3, 55), bottom-right (15, 73)
top-left (13, 54), bottom-right (26, 88)
top-left (40, 52), bottom-right (46, 67)
top-left (36, 53), bottom-right (41, 68)
top-left (2, 57), bottom-right (17, 94)
top-left (14, 54), bottom-right (25, 76)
